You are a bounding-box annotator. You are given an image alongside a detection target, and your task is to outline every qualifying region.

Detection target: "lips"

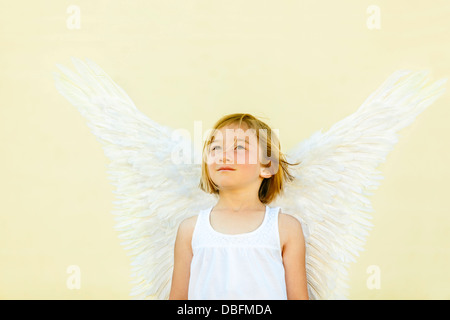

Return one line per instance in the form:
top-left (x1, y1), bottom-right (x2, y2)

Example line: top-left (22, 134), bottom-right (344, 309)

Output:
top-left (217, 166), bottom-right (236, 171)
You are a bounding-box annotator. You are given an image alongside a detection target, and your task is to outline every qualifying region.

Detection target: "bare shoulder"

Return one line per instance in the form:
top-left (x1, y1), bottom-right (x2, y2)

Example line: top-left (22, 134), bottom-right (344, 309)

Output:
top-left (279, 212), bottom-right (303, 233)
top-left (177, 215), bottom-right (198, 236)
top-left (278, 211), bottom-right (305, 247)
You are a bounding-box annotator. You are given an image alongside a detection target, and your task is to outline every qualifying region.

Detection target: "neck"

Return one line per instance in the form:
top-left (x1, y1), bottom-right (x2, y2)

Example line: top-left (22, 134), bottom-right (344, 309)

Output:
top-left (214, 188), bottom-right (265, 212)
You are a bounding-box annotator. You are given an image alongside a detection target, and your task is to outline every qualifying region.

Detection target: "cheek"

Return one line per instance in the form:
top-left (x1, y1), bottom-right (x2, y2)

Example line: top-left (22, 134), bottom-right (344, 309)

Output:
top-left (236, 147), bottom-right (260, 165)
top-left (207, 162), bottom-right (217, 177)
top-left (239, 164), bottom-right (260, 177)
top-left (236, 152), bottom-right (261, 173)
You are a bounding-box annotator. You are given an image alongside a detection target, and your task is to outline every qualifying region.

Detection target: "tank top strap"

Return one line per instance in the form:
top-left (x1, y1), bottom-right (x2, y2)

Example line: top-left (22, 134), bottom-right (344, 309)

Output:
top-left (191, 207), bottom-right (211, 249)
top-left (262, 206), bottom-right (282, 249)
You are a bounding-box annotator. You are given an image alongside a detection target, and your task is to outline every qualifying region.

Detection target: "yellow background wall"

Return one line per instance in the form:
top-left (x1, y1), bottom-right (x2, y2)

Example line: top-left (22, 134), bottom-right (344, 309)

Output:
top-left (1, 0), bottom-right (449, 299)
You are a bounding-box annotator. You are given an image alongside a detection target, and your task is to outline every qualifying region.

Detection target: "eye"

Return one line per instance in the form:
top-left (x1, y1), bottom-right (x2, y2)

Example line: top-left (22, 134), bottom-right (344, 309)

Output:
top-left (211, 145), bottom-right (221, 151)
top-left (235, 145), bottom-right (246, 150)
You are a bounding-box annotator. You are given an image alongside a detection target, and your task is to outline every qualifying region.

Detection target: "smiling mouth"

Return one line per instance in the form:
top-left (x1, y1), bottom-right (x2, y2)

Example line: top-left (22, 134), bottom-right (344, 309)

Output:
top-left (218, 168), bottom-right (236, 171)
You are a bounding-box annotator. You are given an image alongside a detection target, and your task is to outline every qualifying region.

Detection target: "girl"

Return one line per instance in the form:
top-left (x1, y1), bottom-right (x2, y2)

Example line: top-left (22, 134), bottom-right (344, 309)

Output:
top-left (169, 113), bottom-right (309, 300)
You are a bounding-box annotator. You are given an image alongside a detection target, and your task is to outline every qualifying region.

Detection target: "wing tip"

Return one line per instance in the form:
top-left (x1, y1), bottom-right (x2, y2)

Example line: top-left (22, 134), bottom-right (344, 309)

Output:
top-left (70, 56), bottom-right (83, 65)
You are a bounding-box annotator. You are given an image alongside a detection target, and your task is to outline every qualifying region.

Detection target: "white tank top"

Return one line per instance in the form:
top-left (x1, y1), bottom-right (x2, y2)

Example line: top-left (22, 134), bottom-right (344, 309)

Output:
top-left (188, 205), bottom-right (287, 300)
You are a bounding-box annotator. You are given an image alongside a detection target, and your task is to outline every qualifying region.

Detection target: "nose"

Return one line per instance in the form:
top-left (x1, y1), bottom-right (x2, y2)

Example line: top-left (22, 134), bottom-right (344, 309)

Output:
top-left (219, 149), bottom-right (232, 164)
top-left (218, 145), bottom-right (235, 164)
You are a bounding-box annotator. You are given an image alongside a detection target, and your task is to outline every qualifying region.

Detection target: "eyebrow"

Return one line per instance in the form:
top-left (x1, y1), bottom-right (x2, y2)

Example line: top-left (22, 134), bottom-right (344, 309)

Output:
top-left (211, 138), bottom-right (249, 144)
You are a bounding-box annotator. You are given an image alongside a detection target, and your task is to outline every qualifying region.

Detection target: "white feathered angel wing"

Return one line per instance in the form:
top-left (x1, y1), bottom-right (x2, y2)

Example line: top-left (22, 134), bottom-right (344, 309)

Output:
top-left (271, 70), bottom-right (447, 299)
top-left (53, 57), bottom-right (217, 299)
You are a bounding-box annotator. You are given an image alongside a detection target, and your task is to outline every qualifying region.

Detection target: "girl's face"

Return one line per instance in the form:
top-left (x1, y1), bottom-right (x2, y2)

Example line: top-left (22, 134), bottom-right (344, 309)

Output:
top-left (206, 124), bottom-right (271, 191)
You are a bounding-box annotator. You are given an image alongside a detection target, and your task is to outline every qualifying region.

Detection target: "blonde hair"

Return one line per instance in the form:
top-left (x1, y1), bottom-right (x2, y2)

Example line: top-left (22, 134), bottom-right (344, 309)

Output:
top-left (199, 113), bottom-right (299, 204)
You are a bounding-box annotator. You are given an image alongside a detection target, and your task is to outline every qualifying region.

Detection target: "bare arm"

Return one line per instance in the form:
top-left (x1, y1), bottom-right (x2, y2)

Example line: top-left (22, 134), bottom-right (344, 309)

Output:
top-left (279, 213), bottom-right (309, 300)
top-left (168, 216), bottom-right (197, 300)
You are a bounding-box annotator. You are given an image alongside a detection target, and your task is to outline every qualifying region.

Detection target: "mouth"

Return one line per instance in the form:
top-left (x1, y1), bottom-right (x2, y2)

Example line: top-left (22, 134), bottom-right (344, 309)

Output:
top-left (217, 167), bottom-right (236, 171)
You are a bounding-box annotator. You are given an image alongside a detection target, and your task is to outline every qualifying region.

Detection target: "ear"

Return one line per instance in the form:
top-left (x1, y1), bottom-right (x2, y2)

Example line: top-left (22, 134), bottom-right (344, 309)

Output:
top-left (260, 167), bottom-right (273, 179)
